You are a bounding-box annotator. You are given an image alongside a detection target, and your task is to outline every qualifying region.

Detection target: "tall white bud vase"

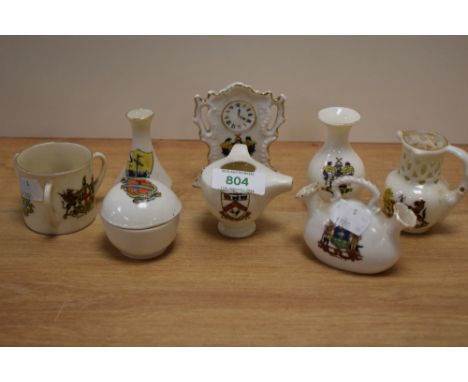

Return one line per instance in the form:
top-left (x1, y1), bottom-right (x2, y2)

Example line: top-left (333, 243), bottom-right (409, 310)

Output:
top-left (307, 106), bottom-right (365, 200)
top-left (117, 108), bottom-right (172, 188)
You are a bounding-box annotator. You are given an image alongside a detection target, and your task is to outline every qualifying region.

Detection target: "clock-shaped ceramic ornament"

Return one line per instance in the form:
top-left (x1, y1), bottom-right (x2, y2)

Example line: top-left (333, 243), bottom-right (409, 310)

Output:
top-left (193, 82), bottom-right (286, 169)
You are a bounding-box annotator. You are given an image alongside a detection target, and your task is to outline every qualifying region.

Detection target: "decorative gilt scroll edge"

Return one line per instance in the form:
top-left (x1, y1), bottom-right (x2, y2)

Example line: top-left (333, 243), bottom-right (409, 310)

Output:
top-left (205, 82), bottom-right (284, 104)
top-left (261, 94), bottom-right (286, 169)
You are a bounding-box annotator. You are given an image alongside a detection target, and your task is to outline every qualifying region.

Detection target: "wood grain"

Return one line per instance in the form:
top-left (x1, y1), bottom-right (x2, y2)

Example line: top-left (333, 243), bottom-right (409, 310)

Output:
top-left (0, 138), bottom-right (467, 346)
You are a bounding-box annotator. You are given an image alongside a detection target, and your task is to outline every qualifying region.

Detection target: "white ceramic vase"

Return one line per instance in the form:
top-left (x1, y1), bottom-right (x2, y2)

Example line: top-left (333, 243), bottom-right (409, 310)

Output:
top-left (308, 106), bottom-right (365, 200)
top-left (117, 108), bottom-right (172, 188)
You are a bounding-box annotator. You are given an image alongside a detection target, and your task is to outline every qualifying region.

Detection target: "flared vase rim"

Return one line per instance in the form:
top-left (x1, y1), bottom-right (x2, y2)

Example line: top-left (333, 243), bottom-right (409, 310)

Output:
top-left (318, 106), bottom-right (361, 127)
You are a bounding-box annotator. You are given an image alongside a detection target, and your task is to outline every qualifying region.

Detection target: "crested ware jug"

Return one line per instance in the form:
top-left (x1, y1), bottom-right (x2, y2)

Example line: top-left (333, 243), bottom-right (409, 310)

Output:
top-left (308, 106), bottom-right (365, 201)
top-left (199, 144), bottom-right (293, 238)
top-left (384, 130), bottom-right (468, 233)
top-left (297, 176), bottom-right (417, 274)
top-left (117, 108), bottom-right (172, 188)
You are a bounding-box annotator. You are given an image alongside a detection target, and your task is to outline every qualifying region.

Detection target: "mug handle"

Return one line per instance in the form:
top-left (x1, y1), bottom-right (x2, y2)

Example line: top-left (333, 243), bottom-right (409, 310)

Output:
top-left (92, 152), bottom-right (107, 192)
top-left (43, 181), bottom-right (61, 227)
top-left (445, 145), bottom-right (468, 201)
top-left (331, 176), bottom-right (381, 212)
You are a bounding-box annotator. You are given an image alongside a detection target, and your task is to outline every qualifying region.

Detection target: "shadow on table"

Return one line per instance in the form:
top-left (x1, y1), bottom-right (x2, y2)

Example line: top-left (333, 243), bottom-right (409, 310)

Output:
top-left (195, 212), bottom-right (222, 240)
top-left (402, 220), bottom-right (458, 237)
top-left (195, 211), bottom-right (283, 241)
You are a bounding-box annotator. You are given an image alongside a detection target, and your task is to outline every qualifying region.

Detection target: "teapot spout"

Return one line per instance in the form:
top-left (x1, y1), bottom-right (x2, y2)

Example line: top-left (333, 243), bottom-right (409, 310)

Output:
top-left (296, 182), bottom-right (323, 213)
top-left (268, 173), bottom-right (293, 199)
top-left (390, 202), bottom-right (417, 235)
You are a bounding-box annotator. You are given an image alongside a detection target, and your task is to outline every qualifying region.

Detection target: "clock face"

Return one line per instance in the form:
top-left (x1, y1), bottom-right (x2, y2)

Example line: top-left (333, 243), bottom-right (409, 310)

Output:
top-left (221, 101), bottom-right (256, 132)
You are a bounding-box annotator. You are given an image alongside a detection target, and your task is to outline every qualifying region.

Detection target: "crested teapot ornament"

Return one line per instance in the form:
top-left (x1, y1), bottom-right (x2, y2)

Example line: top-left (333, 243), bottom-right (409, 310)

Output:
top-left (308, 106), bottom-right (365, 201)
top-left (297, 176), bottom-right (417, 274)
top-left (117, 108), bottom-right (172, 188)
top-left (383, 130), bottom-right (468, 233)
top-left (199, 144), bottom-right (293, 238)
top-left (193, 82), bottom-right (286, 186)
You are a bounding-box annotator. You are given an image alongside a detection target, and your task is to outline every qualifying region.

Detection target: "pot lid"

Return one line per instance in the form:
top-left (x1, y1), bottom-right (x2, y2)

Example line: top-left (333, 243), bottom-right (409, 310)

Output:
top-left (101, 177), bottom-right (182, 230)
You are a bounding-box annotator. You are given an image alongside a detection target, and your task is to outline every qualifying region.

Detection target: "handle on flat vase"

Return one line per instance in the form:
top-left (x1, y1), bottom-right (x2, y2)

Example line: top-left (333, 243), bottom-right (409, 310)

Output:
top-left (44, 181), bottom-right (61, 227)
top-left (265, 94), bottom-right (286, 135)
top-left (331, 176), bottom-right (380, 212)
top-left (193, 96), bottom-right (212, 136)
top-left (445, 145), bottom-right (468, 205)
top-left (92, 152), bottom-right (107, 192)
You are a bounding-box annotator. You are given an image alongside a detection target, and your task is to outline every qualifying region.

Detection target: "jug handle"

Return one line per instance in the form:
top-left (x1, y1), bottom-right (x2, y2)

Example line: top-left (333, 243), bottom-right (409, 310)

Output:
top-left (445, 145), bottom-right (468, 199)
top-left (43, 181), bottom-right (61, 227)
top-left (331, 176), bottom-right (381, 212)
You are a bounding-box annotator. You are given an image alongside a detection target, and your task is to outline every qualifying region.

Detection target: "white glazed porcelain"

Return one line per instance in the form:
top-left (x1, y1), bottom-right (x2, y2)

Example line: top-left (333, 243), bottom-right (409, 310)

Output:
top-left (200, 144), bottom-right (293, 238)
top-left (383, 129), bottom-right (468, 233)
top-left (297, 176), bottom-right (417, 274)
top-left (102, 217), bottom-right (180, 260)
top-left (13, 142), bottom-right (107, 235)
top-left (101, 177), bottom-right (181, 259)
top-left (308, 106), bottom-right (365, 201)
top-left (117, 108), bottom-right (172, 188)
top-left (193, 82), bottom-right (286, 168)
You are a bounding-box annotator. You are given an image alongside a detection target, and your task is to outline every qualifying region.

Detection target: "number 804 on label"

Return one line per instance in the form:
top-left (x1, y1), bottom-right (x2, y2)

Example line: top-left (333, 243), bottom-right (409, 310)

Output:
top-left (211, 168), bottom-right (266, 195)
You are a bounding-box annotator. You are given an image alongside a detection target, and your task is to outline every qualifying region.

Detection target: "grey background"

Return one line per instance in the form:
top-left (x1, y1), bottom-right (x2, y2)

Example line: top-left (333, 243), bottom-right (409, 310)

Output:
top-left (1, 36), bottom-right (467, 143)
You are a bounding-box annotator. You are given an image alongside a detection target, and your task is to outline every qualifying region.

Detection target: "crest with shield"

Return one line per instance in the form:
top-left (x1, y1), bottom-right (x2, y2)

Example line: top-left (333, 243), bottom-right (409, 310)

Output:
top-left (220, 192), bottom-right (251, 221)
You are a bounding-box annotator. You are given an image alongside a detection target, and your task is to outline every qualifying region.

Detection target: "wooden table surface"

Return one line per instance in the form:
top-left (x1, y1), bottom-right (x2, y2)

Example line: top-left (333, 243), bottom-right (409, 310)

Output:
top-left (1, 138), bottom-right (468, 346)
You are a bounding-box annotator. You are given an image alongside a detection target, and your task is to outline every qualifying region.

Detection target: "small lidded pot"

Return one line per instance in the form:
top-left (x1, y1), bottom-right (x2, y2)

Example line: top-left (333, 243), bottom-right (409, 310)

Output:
top-left (100, 177), bottom-right (182, 259)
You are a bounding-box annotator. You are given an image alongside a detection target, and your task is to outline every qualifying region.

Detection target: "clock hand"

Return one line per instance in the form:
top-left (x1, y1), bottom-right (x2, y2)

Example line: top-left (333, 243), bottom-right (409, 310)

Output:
top-left (236, 109), bottom-right (246, 121)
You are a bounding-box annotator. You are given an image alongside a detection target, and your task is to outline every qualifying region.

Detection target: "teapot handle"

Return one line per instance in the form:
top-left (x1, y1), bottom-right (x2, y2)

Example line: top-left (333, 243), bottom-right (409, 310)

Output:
top-left (445, 145), bottom-right (468, 198)
top-left (331, 176), bottom-right (381, 211)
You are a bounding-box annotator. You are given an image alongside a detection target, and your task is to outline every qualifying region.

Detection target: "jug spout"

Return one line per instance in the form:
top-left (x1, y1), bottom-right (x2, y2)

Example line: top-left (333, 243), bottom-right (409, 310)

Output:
top-left (296, 182), bottom-right (323, 214)
top-left (390, 202), bottom-right (417, 235)
top-left (446, 187), bottom-right (467, 211)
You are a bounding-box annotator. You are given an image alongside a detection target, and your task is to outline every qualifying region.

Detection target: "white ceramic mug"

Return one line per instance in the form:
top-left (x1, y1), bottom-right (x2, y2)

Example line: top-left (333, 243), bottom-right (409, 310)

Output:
top-left (13, 142), bottom-right (107, 235)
